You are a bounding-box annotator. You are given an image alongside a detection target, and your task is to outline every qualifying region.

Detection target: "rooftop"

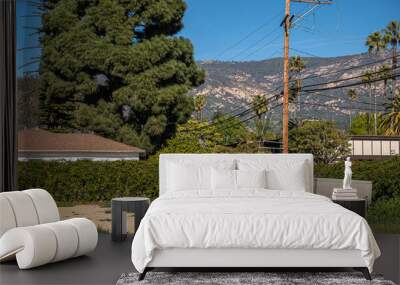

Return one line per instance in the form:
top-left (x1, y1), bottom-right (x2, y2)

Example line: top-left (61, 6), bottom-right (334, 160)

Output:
top-left (18, 129), bottom-right (145, 153)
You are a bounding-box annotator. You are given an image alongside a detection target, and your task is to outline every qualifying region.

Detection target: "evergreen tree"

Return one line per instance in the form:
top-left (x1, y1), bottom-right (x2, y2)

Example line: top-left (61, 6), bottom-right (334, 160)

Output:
top-left (39, 0), bottom-right (204, 151)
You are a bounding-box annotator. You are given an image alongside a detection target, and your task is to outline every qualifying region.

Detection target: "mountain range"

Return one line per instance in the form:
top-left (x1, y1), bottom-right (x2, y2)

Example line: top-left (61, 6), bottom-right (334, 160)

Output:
top-left (191, 52), bottom-right (394, 130)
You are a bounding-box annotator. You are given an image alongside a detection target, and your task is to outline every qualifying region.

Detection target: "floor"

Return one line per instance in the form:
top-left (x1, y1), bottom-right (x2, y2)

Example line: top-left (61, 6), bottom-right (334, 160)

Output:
top-left (0, 234), bottom-right (133, 285)
top-left (1, 234), bottom-right (399, 285)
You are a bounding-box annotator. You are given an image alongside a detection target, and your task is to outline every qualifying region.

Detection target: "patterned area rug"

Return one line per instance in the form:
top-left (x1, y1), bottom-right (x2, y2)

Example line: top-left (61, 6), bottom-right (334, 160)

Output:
top-left (116, 272), bottom-right (395, 285)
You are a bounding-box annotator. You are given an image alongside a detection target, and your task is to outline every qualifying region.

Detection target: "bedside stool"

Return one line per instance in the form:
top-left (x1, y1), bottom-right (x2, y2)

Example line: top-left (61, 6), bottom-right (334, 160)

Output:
top-left (111, 197), bottom-right (150, 242)
top-left (332, 199), bottom-right (366, 218)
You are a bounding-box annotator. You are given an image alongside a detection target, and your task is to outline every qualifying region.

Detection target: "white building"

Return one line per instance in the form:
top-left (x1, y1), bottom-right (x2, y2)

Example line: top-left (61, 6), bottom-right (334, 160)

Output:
top-left (349, 135), bottom-right (400, 160)
top-left (18, 129), bottom-right (145, 161)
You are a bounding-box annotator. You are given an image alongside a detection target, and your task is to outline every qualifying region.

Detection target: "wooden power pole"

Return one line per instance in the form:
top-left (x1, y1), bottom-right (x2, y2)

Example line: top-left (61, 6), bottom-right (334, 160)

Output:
top-left (282, 0), bottom-right (291, 153)
top-left (281, 0), bottom-right (332, 153)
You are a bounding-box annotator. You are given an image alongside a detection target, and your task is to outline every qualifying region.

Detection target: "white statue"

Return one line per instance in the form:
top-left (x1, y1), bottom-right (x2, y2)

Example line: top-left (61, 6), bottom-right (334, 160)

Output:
top-left (343, 157), bottom-right (352, 190)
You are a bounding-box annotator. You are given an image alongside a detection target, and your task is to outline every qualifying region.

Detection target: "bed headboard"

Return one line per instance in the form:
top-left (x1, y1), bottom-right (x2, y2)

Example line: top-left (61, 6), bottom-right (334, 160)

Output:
top-left (159, 153), bottom-right (314, 196)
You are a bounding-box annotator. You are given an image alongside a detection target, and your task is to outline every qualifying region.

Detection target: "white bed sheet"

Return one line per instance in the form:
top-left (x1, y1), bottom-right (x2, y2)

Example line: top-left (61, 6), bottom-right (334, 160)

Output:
top-left (131, 190), bottom-right (380, 273)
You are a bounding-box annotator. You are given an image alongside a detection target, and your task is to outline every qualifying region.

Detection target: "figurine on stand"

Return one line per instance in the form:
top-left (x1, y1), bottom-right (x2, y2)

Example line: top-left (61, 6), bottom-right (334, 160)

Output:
top-left (343, 157), bottom-right (352, 190)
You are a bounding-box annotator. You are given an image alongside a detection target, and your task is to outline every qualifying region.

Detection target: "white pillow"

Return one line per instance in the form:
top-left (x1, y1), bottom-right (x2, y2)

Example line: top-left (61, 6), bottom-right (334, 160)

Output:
top-left (211, 168), bottom-right (236, 190)
top-left (238, 159), bottom-right (307, 191)
top-left (236, 169), bottom-right (267, 189)
top-left (167, 162), bottom-right (211, 191)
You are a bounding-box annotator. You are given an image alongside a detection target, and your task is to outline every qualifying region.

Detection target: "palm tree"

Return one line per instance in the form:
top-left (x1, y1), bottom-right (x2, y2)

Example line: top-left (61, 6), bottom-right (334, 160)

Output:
top-left (362, 70), bottom-right (374, 134)
top-left (379, 64), bottom-right (391, 100)
top-left (251, 95), bottom-right (268, 149)
top-left (194, 95), bottom-right (206, 121)
top-left (366, 31), bottom-right (386, 54)
top-left (379, 89), bottom-right (400, 135)
top-left (347, 89), bottom-right (357, 129)
top-left (366, 31), bottom-right (386, 135)
top-left (383, 20), bottom-right (400, 103)
top-left (289, 56), bottom-right (306, 114)
top-left (251, 94), bottom-right (268, 119)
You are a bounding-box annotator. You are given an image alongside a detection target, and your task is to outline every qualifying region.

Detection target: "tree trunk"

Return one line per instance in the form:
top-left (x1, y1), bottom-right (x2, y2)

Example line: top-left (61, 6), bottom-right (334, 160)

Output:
top-left (369, 86), bottom-right (372, 134)
top-left (392, 46), bottom-right (397, 104)
top-left (349, 103), bottom-right (352, 131)
top-left (297, 79), bottom-right (301, 114)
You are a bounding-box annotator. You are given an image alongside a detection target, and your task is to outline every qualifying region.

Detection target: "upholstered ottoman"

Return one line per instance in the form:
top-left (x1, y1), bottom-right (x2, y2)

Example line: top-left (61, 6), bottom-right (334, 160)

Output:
top-left (0, 189), bottom-right (98, 269)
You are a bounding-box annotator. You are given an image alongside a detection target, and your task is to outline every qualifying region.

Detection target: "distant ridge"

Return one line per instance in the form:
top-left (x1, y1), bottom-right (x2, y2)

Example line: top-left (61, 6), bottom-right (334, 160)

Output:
top-left (192, 52), bottom-right (392, 129)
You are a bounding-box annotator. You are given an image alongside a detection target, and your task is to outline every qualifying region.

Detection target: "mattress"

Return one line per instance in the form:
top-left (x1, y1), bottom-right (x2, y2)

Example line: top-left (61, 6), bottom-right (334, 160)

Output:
top-left (131, 190), bottom-right (380, 273)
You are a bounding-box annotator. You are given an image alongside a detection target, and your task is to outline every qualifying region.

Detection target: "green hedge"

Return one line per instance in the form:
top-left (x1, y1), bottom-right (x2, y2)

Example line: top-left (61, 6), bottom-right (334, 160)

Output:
top-left (18, 159), bottom-right (159, 202)
top-left (18, 157), bottom-right (400, 233)
top-left (19, 157), bottom-right (400, 203)
top-left (367, 196), bottom-right (400, 233)
top-left (315, 157), bottom-right (400, 202)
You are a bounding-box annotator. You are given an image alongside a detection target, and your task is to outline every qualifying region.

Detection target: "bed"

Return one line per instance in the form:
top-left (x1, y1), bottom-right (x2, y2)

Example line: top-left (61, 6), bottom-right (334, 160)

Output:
top-left (131, 154), bottom-right (380, 280)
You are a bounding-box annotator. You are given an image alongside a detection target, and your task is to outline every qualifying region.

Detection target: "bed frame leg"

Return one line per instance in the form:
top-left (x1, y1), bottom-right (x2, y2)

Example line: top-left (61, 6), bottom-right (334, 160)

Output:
top-left (354, 267), bottom-right (371, 280)
top-left (138, 268), bottom-right (148, 281)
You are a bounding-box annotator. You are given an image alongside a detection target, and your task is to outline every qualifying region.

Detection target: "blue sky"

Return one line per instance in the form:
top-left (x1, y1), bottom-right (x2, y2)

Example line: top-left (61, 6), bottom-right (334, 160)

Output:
top-left (179, 0), bottom-right (400, 61)
top-left (16, 0), bottom-right (400, 76)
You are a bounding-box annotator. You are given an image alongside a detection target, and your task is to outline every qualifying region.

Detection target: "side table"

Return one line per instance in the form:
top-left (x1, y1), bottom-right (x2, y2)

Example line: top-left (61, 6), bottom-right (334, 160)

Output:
top-left (332, 199), bottom-right (367, 218)
top-left (111, 197), bottom-right (150, 242)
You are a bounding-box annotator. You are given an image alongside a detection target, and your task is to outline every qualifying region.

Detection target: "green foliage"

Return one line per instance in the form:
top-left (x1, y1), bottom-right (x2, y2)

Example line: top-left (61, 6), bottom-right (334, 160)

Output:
top-left (350, 113), bottom-right (385, 135)
top-left (193, 95), bottom-right (206, 121)
top-left (158, 119), bottom-right (222, 153)
top-left (17, 75), bottom-right (41, 129)
top-left (315, 158), bottom-right (400, 202)
top-left (212, 114), bottom-right (247, 146)
top-left (251, 95), bottom-right (268, 119)
top-left (367, 196), bottom-right (400, 233)
top-left (350, 113), bottom-right (370, 135)
top-left (379, 92), bottom-right (400, 135)
top-left (18, 159), bottom-right (159, 201)
top-left (365, 31), bottom-right (386, 54)
top-left (289, 120), bottom-right (350, 164)
top-left (39, 0), bottom-right (204, 152)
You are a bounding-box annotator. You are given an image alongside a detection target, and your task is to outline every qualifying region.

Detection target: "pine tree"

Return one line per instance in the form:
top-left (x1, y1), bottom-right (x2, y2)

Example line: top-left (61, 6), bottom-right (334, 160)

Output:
top-left (39, 0), bottom-right (204, 151)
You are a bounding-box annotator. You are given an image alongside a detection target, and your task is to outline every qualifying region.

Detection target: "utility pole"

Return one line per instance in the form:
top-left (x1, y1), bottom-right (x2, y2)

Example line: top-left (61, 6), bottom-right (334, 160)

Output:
top-left (280, 0), bottom-right (332, 153)
top-left (282, 0), bottom-right (290, 153)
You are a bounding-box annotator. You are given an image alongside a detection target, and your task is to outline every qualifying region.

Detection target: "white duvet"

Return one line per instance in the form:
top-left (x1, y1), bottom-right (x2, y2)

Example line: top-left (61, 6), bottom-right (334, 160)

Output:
top-left (131, 190), bottom-right (380, 273)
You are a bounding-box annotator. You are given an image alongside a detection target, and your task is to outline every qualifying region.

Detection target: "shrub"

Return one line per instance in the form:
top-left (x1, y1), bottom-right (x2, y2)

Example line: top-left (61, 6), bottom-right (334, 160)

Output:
top-left (18, 159), bottom-right (159, 202)
top-left (367, 196), bottom-right (400, 233)
top-left (289, 120), bottom-right (350, 164)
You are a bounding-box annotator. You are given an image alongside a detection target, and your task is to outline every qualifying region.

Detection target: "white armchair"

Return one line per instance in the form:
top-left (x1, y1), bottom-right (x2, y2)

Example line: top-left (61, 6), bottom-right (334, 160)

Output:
top-left (0, 189), bottom-right (98, 269)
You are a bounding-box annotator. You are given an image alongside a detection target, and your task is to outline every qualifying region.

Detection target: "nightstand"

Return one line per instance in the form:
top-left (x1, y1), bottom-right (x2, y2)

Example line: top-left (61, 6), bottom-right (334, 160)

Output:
top-left (111, 197), bottom-right (150, 242)
top-left (332, 199), bottom-right (366, 218)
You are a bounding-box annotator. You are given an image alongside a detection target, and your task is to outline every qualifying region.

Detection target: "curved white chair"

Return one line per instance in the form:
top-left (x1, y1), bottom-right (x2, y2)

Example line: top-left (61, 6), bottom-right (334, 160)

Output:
top-left (0, 189), bottom-right (98, 269)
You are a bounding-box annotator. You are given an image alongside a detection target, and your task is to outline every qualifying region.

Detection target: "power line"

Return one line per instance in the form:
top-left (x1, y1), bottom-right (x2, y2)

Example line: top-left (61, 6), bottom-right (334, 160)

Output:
top-left (298, 53), bottom-right (398, 83)
top-left (227, 30), bottom-right (282, 61)
top-left (309, 92), bottom-right (387, 108)
top-left (298, 101), bottom-right (385, 112)
top-left (237, 35), bottom-right (283, 61)
top-left (302, 72), bottom-right (400, 93)
top-left (213, 10), bottom-right (283, 60)
top-left (298, 66), bottom-right (400, 90)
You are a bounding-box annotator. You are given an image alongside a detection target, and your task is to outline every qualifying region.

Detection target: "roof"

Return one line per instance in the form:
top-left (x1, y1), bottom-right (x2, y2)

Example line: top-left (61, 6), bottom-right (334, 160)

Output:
top-left (350, 135), bottom-right (400, 141)
top-left (18, 129), bottom-right (145, 153)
